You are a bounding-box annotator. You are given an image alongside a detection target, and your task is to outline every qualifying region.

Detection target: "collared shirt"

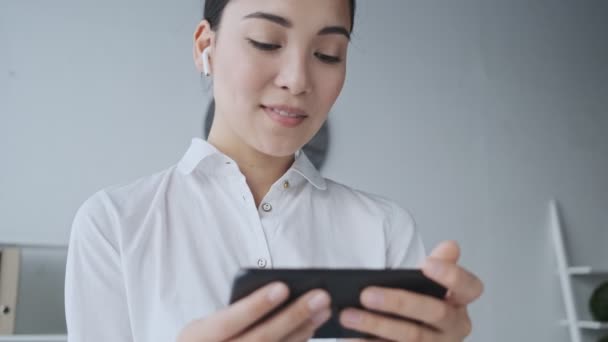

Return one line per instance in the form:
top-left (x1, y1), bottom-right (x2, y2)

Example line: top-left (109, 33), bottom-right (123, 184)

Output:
top-left (65, 138), bottom-right (425, 342)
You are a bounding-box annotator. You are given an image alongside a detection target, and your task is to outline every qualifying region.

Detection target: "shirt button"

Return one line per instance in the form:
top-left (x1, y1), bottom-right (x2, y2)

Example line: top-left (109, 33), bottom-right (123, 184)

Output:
top-left (261, 203), bottom-right (272, 212)
top-left (257, 258), bottom-right (267, 268)
top-left (283, 180), bottom-right (290, 189)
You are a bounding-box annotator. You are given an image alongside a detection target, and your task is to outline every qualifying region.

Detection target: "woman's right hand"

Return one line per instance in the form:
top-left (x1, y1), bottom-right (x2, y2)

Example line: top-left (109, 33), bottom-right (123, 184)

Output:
top-left (177, 282), bottom-right (332, 342)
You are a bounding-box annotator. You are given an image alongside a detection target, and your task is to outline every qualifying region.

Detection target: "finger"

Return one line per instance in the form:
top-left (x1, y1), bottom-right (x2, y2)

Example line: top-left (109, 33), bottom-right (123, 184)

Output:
top-left (360, 286), bottom-right (456, 332)
top-left (422, 258), bottom-right (484, 305)
top-left (280, 309), bottom-right (332, 342)
top-left (181, 282), bottom-right (289, 341)
top-left (460, 307), bottom-right (473, 337)
top-left (244, 289), bottom-right (331, 341)
top-left (430, 240), bottom-right (460, 262)
top-left (339, 308), bottom-right (440, 342)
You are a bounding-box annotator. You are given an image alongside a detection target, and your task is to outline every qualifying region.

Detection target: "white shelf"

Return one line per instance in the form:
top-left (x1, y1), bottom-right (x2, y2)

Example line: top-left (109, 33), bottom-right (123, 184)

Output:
top-left (0, 335), bottom-right (65, 342)
top-left (567, 266), bottom-right (608, 276)
top-left (560, 320), bottom-right (608, 330)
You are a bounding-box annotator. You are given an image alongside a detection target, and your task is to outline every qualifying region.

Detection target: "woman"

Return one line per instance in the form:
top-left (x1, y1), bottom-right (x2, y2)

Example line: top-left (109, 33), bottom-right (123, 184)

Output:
top-left (65, 0), bottom-right (483, 341)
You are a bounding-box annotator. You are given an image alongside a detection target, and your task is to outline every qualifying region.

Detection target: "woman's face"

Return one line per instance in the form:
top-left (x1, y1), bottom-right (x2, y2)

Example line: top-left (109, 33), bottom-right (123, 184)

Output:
top-left (195, 0), bottom-right (351, 158)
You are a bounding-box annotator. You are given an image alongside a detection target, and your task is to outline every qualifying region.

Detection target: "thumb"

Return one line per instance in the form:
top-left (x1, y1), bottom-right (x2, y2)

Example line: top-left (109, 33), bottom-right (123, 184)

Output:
top-left (429, 240), bottom-right (460, 263)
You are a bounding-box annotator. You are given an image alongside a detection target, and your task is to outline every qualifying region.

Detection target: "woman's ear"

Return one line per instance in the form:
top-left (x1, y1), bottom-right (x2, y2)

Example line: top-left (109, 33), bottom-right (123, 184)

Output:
top-left (193, 20), bottom-right (215, 73)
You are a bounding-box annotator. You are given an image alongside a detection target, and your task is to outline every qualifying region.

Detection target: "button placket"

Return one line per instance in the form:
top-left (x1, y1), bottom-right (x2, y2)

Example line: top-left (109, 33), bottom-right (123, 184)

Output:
top-left (249, 211), bottom-right (272, 269)
top-left (225, 175), bottom-right (271, 269)
top-left (259, 177), bottom-right (296, 244)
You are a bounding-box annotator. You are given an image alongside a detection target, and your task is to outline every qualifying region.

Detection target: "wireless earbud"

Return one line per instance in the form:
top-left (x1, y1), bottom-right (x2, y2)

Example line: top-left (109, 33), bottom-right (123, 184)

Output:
top-left (202, 46), bottom-right (211, 77)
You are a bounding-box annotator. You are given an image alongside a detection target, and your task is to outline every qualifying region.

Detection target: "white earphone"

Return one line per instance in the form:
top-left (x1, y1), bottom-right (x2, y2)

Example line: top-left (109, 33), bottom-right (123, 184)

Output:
top-left (201, 46), bottom-right (211, 76)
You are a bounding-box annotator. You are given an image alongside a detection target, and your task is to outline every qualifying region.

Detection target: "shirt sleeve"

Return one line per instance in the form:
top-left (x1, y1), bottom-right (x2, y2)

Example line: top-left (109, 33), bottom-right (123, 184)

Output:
top-left (385, 201), bottom-right (426, 268)
top-left (65, 191), bottom-right (133, 342)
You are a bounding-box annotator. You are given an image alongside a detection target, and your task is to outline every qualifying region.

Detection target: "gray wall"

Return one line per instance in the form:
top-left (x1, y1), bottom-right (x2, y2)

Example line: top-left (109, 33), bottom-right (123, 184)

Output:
top-left (327, 1), bottom-right (608, 341)
top-left (1, 0), bottom-right (607, 341)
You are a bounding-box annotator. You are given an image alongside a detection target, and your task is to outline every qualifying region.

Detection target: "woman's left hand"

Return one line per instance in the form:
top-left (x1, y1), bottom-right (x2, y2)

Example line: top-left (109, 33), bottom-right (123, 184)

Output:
top-left (339, 241), bottom-right (484, 341)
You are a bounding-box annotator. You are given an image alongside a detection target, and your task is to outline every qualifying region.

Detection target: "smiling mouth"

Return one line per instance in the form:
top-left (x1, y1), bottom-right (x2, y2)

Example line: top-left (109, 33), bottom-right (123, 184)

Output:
top-left (261, 105), bottom-right (309, 128)
top-left (261, 105), bottom-right (308, 119)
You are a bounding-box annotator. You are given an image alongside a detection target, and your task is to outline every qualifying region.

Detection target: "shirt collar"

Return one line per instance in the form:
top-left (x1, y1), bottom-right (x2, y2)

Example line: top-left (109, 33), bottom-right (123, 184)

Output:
top-left (177, 138), bottom-right (327, 190)
top-left (177, 138), bottom-right (222, 174)
top-left (290, 150), bottom-right (327, 190)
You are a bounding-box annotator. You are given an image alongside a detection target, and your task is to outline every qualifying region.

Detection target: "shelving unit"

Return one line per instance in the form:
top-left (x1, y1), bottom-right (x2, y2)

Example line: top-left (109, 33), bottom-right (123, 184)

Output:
top-left (560, 320), bottom-right (608, 330)
top-left (0, 335), bottom-right (66, 342)
top-left (567, 267), bottom-right (608, 276)
top-left (550, 200), bottom-right (608, 342)
top-left (0, 244), bottom-right (68, 341)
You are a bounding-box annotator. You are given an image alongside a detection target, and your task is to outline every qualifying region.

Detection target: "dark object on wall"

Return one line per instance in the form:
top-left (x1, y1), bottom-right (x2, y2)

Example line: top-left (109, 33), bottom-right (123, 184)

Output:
top-left (598, 335), bottom-right (608, 342)
top-left (590, 281), bottom-right (608, 322)
top-left (203, 100), bottom-right (329, 170)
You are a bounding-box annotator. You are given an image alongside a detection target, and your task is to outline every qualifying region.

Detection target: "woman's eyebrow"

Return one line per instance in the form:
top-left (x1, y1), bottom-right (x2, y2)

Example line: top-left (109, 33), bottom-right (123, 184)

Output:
top-left (318, 26), bottom-right (350, 41)
top-left (243, 12), bottom-right (292, 28)
top-left (243, 11), bottom-right (351, 40)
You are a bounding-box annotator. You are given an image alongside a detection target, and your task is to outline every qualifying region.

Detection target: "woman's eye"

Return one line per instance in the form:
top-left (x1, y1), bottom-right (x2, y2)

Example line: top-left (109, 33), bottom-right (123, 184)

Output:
top-left (247, 39), bottom-right (281, 51)
top-left (314, 52), bottom-right (342, 64)
top-left (247, 38), bottom-right (341, 64)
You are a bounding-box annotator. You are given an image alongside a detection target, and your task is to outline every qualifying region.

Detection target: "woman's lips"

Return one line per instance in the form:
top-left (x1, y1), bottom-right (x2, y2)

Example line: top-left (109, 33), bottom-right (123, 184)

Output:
top-left (262, 105), bottom-right (308, 128)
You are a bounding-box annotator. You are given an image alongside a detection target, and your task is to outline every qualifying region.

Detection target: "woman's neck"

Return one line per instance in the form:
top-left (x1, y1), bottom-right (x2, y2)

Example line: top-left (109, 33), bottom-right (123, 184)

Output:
top-left (208, 131), bottom-right (294, 207)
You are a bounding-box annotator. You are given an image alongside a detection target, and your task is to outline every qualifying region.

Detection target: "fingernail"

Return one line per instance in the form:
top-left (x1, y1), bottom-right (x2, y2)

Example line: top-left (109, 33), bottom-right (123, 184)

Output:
top-left (308, 291), bottom-right (330, 312)
top-left (267, 283), bottom-right (288, 303)
top-left (361, 289), bottom-right (384, 308)
top-left (424, 259), bottom-right (444, 277)
top-left (341, 310), bottom-right (362, 326)
top-left (311, 309), bottom-right (332, 326)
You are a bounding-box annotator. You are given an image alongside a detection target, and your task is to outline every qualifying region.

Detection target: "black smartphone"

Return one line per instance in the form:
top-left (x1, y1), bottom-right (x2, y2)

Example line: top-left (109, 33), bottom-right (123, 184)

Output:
top-left (229, 268), bottom-right (447, 339)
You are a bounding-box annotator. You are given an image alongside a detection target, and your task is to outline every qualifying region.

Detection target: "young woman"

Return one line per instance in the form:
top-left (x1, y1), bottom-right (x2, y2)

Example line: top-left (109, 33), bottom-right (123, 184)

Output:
top-left (65, 0), bottom-right (483, 341)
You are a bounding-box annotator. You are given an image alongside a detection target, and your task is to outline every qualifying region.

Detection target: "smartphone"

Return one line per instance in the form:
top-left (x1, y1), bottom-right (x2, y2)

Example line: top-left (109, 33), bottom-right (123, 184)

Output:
top-left (229, 268), bottom-right (447, 339)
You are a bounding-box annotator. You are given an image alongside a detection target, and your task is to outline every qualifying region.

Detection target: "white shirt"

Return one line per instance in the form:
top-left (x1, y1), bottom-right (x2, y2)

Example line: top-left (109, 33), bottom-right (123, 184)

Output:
top-left (65, 138), bottom-right (425, 342)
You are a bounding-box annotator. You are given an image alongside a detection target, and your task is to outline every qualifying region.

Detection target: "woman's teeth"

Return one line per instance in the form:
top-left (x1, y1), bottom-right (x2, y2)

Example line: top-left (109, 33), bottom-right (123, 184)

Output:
top-left (272, 108), bottom-right (302, 118)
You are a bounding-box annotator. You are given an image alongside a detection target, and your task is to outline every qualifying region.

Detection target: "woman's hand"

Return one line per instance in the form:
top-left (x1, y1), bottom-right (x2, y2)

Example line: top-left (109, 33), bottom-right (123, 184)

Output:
top-left (339, 241), bottom-right (484, 341)
top-left (177, 282), bottom-right (331, 342)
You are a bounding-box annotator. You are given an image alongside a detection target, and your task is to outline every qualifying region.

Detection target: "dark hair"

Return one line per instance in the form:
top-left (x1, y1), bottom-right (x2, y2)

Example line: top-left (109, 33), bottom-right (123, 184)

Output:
top-left (204, 0), bottom-right (356, 33)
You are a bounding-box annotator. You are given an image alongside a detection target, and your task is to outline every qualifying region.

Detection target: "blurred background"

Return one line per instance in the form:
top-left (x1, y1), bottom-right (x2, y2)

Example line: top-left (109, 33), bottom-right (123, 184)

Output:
top-left (1, 0), bottom-right (607, 341)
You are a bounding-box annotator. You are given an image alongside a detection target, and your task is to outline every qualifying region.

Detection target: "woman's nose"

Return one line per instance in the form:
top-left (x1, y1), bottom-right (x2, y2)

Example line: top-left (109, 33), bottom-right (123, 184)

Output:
top-left (274, 53), bottom-right (312, 96)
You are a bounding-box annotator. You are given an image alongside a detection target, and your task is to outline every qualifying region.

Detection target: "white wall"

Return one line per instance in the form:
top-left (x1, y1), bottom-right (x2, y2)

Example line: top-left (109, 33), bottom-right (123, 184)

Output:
top-left (1, 0), bottom-right (607, 340)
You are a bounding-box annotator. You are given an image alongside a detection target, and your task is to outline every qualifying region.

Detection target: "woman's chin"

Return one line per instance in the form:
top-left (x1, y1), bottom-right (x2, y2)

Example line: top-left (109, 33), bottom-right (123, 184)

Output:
top-left (255, 140), bottom-right (304, 159)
